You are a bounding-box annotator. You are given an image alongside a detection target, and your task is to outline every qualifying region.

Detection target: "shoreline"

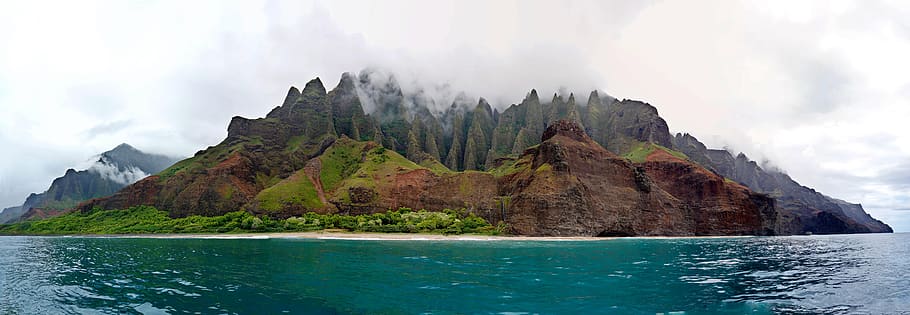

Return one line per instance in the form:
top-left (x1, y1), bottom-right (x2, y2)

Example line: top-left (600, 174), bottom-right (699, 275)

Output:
top-left (0, 231), bottom-right (762, 241)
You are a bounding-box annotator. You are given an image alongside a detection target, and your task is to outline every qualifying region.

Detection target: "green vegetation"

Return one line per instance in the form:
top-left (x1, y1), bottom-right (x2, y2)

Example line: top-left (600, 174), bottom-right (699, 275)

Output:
top-left (315, 137), bottom-right (456, 205)
top-left (157, 157), bottom-right (195, 180)
top-left (488, 155), bottom-right (534, 178)
top-left (0, 206), bottom-right (505, 236)
top-left (255, 170), bottom-right (324, 211)
top-left (623, 142), bottom-right (689, 163)
top-left (319, 138), bottom-right (366, 191)
top-left (623, 142), bottom-right (655, 163)
top-left (497, 196), bottom-right (511, 212)
top-left (317, 137), bottom-right (446, 195)
top-left (535, 163), bottom-right (553, 173)
top-left (488, 158), bottom-right (517, 177)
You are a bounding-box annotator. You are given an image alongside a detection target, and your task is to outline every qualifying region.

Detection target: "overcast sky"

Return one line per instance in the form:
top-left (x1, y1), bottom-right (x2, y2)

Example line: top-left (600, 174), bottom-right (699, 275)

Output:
top-left (1, 0), bottom-right (908, 231)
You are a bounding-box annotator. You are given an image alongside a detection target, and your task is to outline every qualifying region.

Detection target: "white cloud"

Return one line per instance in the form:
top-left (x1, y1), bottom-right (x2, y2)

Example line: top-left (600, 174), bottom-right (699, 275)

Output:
top-left (88, 158), bottom-right (149, 186)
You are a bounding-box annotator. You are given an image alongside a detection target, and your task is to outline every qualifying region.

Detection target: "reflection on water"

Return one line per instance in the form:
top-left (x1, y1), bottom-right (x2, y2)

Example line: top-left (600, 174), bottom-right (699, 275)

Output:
top-left (0, 234), bottom-right (908, 314)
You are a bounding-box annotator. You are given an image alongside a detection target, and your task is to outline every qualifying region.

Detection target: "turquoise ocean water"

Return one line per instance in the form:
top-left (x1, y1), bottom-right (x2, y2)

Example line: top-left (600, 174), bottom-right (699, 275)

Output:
top-left (1, 233), bottom-right (908, 314)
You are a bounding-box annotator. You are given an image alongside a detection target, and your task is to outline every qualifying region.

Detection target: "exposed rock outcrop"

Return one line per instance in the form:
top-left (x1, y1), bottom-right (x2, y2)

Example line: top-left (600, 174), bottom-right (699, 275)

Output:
top-left (600, 99), bottom-right (673, 154)
top-left (500, 120), bottom-right (774, 236)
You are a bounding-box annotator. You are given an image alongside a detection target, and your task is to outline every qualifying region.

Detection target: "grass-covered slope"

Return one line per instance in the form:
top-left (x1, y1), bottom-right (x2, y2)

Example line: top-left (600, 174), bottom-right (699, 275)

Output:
top-left (247, 137), bottom-right (431, 214)
top-left (254, 170), bottom-right (324, 212)
top-left (623, 141), bottom-right (689, 163)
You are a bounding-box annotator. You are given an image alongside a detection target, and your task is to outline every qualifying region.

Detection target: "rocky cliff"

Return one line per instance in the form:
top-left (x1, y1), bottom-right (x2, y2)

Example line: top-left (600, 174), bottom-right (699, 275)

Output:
top-left (500, 120), bottom-right (775, 236)
top-left (75, 71), bottom-right (890, 235)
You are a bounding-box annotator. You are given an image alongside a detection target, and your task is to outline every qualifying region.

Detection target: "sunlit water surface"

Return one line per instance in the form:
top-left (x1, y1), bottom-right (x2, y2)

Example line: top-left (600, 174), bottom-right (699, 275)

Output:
top-left (1, 234), bottom-right (908, 314)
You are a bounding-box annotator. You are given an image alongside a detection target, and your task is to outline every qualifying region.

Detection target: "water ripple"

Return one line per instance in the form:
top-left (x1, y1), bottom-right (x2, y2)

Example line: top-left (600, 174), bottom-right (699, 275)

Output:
top-left (0, 234), bottom-right (907, 314)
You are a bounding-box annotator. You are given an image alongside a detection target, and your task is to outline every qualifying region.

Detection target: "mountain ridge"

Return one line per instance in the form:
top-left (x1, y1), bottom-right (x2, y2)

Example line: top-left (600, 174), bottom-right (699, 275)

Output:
top-left (0, 144), bottom-right (181, 223)
top-left (76, 70), bottom-right (890, 235)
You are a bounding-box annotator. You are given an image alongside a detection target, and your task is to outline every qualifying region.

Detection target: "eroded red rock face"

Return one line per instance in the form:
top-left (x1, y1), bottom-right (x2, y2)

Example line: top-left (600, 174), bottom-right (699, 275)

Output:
top-left (498, 120), bottom-right (775, 236)
top-left (170, 152), bottom-right (260, 217)
top-left (501, 121), bottom-right (687, 236)
top-left (640, 149), bottom-right (778, 236)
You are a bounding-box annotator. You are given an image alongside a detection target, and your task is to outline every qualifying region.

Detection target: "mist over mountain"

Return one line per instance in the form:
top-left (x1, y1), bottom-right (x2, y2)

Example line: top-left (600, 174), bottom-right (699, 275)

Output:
top-left (0, 144), bottom-right (180, 223)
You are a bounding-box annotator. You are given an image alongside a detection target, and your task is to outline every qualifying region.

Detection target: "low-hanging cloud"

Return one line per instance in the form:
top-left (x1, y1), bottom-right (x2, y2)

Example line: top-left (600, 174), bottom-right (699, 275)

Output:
top-left (87, 157), bottom-right (150, 186)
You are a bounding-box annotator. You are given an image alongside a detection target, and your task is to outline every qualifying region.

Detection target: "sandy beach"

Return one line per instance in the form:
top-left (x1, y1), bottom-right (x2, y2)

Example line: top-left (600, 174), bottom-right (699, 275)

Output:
top-left (53, 231), bottom-right (758, 241)
top-left (68, 231), bottom-right (605, 241)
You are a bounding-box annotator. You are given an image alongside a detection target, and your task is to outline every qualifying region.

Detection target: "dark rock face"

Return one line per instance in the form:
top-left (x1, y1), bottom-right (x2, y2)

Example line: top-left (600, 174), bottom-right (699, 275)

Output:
top-left (0, 144), bottom-right (180, 223)
top-left (638, 149), bottom-right (779, 236)
top-left (330, 72), bottom-right (374, 141)
top-left (443, 111), bottom-right (466, 170)
top-left (671, 133), bottom-right (892, 234)
top-left (464, 99), bottom-right (495, 170)
top-left (488, 91), bottom-right (545, 164)
top-left (600, 99), bottom-right (673, 154)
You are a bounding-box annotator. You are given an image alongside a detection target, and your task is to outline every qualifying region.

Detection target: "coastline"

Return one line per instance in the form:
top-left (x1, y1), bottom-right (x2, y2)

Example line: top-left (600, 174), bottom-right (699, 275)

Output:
top-left (0, 231), bottom-right (761, 241)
